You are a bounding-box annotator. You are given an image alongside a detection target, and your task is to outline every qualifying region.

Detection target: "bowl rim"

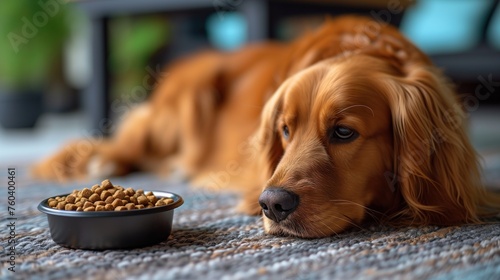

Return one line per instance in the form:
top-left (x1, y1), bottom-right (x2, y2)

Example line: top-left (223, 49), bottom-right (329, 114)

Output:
top-left (38, 191), bottom-right (183, 217)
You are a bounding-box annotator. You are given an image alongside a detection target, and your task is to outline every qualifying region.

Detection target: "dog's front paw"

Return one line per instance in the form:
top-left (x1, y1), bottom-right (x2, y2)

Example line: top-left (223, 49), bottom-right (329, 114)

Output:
top-left (31, 140), bottom-right (97, 181)
top-left (87, 155), bottom-right (119, 179)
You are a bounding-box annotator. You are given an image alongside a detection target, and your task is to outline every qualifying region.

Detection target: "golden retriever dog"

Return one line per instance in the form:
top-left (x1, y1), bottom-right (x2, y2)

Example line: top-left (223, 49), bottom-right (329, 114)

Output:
top-left (34, 16), bottom-right (500, 238)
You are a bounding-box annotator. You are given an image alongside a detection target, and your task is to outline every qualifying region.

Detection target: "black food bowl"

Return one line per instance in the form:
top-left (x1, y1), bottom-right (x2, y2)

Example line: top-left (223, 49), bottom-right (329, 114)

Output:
top-left (38, 191), bottom-right (183, 250)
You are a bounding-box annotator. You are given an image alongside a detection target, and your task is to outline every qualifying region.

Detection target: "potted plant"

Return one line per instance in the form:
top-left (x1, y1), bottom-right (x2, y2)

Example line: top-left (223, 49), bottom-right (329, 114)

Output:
top-left (0, 0), bottom-right (71, 128)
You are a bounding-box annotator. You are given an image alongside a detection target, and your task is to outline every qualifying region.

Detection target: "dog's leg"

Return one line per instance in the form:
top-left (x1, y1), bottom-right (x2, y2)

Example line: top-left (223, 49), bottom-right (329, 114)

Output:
top-left (33, 51), bottom-right (224, 182)
top-left (84, 104), bottom-right (158, 178)
top-left (31, 139), bottom-right (106, 181)
top-left (176, 88), bottom-right (219, 174)
top-left (32, 103), bottom-right (174, 181)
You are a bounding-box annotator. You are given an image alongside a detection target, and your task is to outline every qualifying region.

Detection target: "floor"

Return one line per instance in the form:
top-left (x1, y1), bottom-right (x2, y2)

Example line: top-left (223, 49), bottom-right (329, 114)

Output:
top-left (1, 106), bottom-right (499, 185)
top-left (0, 111), bottom-right (88, 164)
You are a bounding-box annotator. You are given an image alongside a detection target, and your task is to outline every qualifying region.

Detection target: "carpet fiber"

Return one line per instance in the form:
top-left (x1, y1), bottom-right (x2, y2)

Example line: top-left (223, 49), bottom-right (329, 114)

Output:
top-left (1, 168), bottom-right (500, 280)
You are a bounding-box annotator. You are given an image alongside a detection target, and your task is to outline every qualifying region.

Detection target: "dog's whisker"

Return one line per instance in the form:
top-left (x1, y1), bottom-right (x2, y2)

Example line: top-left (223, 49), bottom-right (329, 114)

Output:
top-left (335, 104), bottom-right (375, 117)
top-left (317, 219), bottom-right (340, 238)
top-left (330, 213), bottom-right (363, 231)
top-left (340, 213), bottom-right (365, 230)
top-left (330, 199), bottom-right (386, 219)
top-left (331, 202), bottom-right (383, 219)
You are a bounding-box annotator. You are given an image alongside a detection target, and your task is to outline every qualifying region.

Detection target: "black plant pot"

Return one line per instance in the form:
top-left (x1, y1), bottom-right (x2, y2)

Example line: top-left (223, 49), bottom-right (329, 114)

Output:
top-left (0, 88), bottom-right (44, 129)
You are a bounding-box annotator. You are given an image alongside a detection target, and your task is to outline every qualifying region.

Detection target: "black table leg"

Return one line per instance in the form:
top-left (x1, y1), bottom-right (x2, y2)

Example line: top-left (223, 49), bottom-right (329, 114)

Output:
top-left (84, 16), bottom-right (111, 136)
top-left (241, 0), bottom-right (268, 41)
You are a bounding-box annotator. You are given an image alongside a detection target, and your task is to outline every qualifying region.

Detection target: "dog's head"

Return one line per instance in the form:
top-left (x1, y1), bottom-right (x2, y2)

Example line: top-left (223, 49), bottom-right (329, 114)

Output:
top-left (255, 52), bottom-right (484, 238)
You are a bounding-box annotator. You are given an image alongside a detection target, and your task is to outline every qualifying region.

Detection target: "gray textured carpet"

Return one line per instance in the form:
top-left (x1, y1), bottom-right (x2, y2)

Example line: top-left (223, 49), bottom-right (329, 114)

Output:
top-left (1, 167), bottom-right (500, 280)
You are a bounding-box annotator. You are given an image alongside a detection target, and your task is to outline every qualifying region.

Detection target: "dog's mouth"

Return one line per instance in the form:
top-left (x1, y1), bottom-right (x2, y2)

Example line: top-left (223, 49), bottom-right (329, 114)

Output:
top-left (262, 214), bottom-right (350, 238)
top-left (261, 206), bottom-right (357, 238)
top-left (263, 217), bottom-right (313, 238)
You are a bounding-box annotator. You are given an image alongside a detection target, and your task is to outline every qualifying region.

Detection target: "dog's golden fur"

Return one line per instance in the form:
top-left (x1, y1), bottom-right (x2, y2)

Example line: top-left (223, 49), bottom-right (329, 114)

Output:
top-left (33, 16), bottom-right (500, 238)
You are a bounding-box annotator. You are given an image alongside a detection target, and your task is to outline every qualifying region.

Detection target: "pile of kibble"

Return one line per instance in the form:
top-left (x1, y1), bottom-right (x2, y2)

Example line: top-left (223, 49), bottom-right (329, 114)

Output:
top-left (48, 179), bottom-right (174, 211)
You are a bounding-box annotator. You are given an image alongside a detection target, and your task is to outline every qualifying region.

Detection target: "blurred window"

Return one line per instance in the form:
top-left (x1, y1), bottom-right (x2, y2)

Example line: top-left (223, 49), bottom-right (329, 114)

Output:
top-left (206, 12), bottom-right (247, 50)
top-left (400, 0), bottom-right (497, 54)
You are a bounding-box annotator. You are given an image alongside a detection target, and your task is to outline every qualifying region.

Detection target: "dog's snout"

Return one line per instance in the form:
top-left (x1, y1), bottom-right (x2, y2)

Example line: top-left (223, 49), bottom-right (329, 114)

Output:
top-left (259, 188), bottom-right (299, 223)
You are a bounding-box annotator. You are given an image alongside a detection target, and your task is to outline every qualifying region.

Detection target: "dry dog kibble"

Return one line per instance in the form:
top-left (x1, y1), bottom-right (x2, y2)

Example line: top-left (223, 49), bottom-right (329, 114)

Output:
top-left (104, 204), bottom-right (114, 211)
top-left (112, 198), bottom-right (123, 208)
top-left (48, 199), bottom-right (58, 208)
top-left (48, 179), bottom-right (174, 212)
top-left (65, 195), bottom-right (76, 204)
top-left (101, 190), bottom-right (112, 201)
top-left (101, 179), bottom-right (113, 189)
top-left (130, 196), bottom-right (138, 204)
top-left (88, 193), bottom-right (100, 203)
top-left (137, 195), bottom-right (149, 206)
top-left (94, 187), bottom-right (104, 195)
top-left (114, 206), bottom-right (126, 211)
top-left (114, 190), bottom-right (126, 200)
top-left (65, 204), bottom-right (78, 211)
top-left (80, 188), bottom-right (93, 198)
top-left (104, 196), bottom-right (114, 204)
top-left (57, 201), bottom-right (66, 210)
top-left (125, 203), bottom-right (136, 210)
top-left (156, 198), bottom-right (174, 206)
top-left (147, 195), bottom-right (158, 205)
top-left (83, 201), bottom-right (93, 209)
top-left (95, 201), bottom-right (106, 206)
top-left (125, 188), bottom-right (134, 196)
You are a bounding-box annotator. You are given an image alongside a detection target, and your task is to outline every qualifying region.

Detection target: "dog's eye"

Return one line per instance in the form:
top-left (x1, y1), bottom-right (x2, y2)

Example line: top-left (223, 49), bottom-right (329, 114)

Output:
top-left (282, 125), bottom-right (290, 140)
top-left (330, 126), bottom-right (358, 143)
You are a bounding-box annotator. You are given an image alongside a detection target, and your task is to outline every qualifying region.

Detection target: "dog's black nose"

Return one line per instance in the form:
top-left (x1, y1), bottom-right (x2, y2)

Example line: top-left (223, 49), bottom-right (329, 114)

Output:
top-left (259, 188), bottom-right (299, 223)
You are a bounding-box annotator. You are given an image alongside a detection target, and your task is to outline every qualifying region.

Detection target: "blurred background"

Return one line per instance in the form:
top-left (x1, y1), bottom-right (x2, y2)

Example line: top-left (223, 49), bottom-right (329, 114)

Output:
top-left (0, 0), bottom-right (499, 185)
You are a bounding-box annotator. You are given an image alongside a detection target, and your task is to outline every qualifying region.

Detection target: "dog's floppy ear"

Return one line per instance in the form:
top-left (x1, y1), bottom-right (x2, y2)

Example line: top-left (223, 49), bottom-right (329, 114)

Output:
top-left (236, 86), bottom-right (285, 215)
top-left (253, 88), bottom-right (285, 179)
top-left (385, 64), bottom-right (500, 225)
